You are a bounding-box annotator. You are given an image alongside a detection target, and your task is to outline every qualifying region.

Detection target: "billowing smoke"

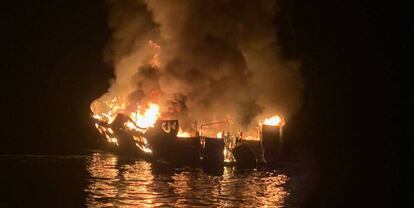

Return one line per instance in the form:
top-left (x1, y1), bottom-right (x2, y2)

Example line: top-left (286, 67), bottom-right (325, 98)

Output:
top-left (93, 0), bottom-right (302, 133)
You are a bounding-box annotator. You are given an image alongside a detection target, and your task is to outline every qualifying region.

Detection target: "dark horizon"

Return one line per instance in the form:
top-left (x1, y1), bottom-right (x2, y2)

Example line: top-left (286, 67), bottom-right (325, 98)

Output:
top-left (1, 0), bottom-right (405, 207)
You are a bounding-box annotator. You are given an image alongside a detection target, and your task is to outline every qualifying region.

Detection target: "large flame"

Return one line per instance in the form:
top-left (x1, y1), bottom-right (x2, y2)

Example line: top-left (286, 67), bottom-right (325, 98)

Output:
top-left (91, 96), bottom-right (125, 123)
top-left (92, 99), bottom-right (160, 153)
top-left (92, 98), bottom-right (160, 130)
top-left (129, 103), bottom-right (160, 129)
top-left (90, 40), bottom-right (163, 150)
top-left (261, 115), bottom-right (283, 126)
top-left (91, 40), bottom-right (162, 133)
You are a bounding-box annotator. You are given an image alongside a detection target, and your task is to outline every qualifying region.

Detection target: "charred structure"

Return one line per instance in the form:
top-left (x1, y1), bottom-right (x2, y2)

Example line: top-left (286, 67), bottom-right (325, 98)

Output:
top-left (92, 113), bottom-right (284, 168)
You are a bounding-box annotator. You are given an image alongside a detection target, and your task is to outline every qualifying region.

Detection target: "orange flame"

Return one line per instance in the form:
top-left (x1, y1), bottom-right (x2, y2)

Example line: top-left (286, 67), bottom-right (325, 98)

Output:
top-left (149, 40), bottom-right (160, 68)
top-left (261, 115), bottom-right (283, 126)
top-left (129, 103), bottom-right (160, 129)
top-left (91, 41), bottom-right (163, 149)
top-left (91, 97), bottom-right (161, 147)
top-left (177, 128), bottom-right (191, 137)
top-left (244, 136), bottom-right (259, 141)
top-left (91, 96), bottom-right (125, 123)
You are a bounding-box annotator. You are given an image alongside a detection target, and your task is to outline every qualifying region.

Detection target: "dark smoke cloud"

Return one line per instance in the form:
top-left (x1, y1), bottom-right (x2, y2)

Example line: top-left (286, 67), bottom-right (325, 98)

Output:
top-left (95, 0), bottom-right (302, 133)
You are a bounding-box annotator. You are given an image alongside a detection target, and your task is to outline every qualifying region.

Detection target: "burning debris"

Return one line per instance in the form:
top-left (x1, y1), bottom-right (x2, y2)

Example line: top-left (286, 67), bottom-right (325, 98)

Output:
top-left (90, 0), bottom-right (300, 167)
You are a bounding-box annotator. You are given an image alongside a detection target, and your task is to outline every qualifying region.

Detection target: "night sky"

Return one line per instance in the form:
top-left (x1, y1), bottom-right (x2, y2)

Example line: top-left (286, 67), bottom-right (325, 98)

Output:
top-left (1, 0), bottom-right (407, 206)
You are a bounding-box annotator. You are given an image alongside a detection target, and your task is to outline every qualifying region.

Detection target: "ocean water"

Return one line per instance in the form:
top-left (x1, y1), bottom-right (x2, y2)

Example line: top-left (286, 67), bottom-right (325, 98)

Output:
top-left (1, 153), bottom-right (316, 207)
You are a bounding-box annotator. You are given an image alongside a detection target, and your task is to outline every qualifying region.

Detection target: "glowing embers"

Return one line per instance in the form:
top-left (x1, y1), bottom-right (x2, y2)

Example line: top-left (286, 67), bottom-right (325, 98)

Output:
top-left (261, 115), bottom-right (284, 127)
top-left (133, 136), bottom-right (152, 154)
top-left (124, 120), bottom-right (146, 133)
top-left (94, 123), bottom-right (119, 146)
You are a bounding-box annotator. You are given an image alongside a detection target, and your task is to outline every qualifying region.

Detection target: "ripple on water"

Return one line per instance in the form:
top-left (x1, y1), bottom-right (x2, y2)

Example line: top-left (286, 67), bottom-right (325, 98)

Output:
top-left (85, 153), bottom-right (294, 207)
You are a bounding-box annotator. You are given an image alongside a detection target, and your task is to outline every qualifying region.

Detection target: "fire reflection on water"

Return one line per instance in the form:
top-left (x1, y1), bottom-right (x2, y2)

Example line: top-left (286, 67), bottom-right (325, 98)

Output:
top-left (85, 153), bottom-right (291, 207)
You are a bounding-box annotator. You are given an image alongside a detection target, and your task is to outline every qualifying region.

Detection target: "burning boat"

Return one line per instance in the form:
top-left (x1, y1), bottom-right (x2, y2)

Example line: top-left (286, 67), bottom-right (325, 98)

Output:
top-left (86, 0), bottom-right (304, 170)
top-left (92, 106), bottom-right (284, 168)
top-left (89, 38), bottom-right (289, 168)
top-left (92, 106), bottom-right (223, 165)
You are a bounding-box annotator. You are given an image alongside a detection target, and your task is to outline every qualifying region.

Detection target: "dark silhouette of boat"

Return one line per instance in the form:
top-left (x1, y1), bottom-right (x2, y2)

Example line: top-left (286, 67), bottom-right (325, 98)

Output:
top-left (93, 113), bottom-right (283, 169)
top-left (93, 114), bottom-right (224, 169)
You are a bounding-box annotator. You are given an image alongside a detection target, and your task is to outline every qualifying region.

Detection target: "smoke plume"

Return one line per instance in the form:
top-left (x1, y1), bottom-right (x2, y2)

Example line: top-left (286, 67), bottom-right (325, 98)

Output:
top-left (93, 0), bottom-right (302, 133)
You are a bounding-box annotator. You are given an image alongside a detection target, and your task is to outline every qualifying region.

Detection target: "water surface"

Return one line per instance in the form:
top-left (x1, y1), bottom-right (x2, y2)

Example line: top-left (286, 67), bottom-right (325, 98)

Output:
top-left (1, 153), bottom-right (315, 207)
